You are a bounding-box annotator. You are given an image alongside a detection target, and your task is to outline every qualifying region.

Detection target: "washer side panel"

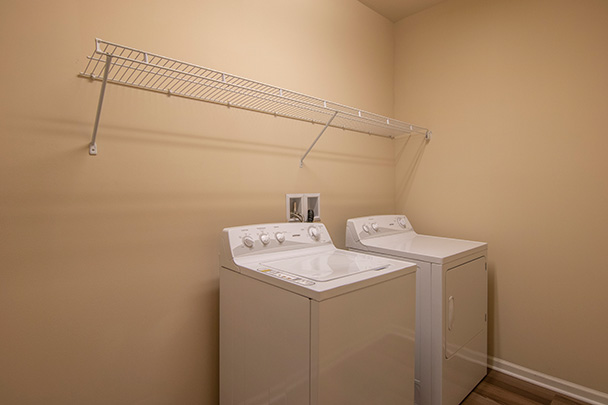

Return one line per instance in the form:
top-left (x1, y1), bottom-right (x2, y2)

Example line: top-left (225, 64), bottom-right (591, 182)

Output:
top-left (220, 268), bottom-right (311, 405)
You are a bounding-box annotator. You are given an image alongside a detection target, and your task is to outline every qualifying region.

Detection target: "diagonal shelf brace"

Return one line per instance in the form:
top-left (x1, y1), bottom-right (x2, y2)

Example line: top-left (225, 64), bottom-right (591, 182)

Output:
top-left (299, 111), bottom-right (339, 168)
top-left (89, 53), bottom-right (112, 155)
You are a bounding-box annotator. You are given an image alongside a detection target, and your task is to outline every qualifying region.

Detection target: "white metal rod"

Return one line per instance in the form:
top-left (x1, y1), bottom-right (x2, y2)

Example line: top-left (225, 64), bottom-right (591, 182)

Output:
top-left (89, 54), bottom-right (112, 155)
top-left (300, 111), bottom-right (339, 167)
top-left (90, 62), bottom-right (330, 118)
top-left (83, 54), bottom-right (426, 136)
top-left (90, 39), bottom-right (425, 130)
top-left (85, 53), bottom-right (412, 131)
top-left (80, 39), bottom-right (431, 141)
top-left (87, 53), bottom-right (333, 114)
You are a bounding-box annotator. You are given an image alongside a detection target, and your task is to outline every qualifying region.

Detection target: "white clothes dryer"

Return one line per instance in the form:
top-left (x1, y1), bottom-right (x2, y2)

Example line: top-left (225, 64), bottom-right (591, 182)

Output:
top-left (346, 215), bottom-right (487, 405)
top-left (220, 222), bottom-right (417, 405)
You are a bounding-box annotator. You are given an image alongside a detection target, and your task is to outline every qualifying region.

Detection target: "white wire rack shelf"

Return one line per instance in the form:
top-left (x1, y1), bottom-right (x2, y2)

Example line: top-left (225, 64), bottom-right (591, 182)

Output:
top-left (79, 38), bottom-right (431, 163)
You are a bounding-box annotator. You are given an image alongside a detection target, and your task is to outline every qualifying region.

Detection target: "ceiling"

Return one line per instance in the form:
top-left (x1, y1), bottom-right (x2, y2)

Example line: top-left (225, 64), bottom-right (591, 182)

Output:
top-left (358, 0), bottom-right (447, 22)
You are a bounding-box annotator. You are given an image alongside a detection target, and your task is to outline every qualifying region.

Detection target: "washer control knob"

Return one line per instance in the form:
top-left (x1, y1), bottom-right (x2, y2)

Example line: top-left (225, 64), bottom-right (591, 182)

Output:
top-left (308, 225), bottom-right (321, 241)
top-left (243, 235), bottom-right (255, 248)
top-left (397, 217), bottom-right (407, 228)
top-left (362, 224), bottom-right (370, 233)
top-left (259, 233), bottom-right (270, 245)
top-left (371, 222), bottom-right (379, 232)
top-left (275, 232), bottom-right (285, 243)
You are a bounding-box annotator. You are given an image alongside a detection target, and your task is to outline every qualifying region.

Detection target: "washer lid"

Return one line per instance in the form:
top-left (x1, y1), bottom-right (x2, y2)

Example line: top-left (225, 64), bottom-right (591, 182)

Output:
top-left (261, 250), bottom-right (391, 282)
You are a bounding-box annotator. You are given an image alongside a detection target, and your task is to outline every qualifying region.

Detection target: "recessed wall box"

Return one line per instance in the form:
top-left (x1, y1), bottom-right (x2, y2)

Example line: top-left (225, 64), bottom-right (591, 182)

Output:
top-left (286, 194), bottom-right (304, 222)
top-left (286, 193), bottom-right (321, 222)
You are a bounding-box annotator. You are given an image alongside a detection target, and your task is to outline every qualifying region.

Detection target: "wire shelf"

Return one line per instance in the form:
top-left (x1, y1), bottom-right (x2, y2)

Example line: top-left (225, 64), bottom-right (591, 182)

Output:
top-left (79, 38), bottom-right (430, 159)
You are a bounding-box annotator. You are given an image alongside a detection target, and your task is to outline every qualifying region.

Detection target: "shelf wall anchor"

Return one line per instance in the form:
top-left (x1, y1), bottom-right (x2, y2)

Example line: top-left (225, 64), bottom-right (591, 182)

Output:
top-left (300, 111), bottom-right (338, 168)
top-left (89, 53), bottom-right (112, 155)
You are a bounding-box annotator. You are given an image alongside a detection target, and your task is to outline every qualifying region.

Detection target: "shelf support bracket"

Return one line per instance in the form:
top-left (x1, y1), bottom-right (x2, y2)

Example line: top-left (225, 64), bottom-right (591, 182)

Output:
top-left (299, 111), bottom-right (338, 168)
top-left (89, 53), bottom-right (112, 155)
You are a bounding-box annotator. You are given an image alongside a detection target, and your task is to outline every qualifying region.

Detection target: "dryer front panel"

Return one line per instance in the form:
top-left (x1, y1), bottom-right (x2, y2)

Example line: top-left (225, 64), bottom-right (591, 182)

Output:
top-left (444, 256), bottom-right (487, 359)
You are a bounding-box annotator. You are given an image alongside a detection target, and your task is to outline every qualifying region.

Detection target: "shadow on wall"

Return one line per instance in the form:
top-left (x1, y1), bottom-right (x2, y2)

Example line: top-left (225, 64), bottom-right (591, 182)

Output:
top-left (22, 108), bottom-right (395, 169)
top-left (395, 134), bottom-right (428, 208)
top-left (393, 131), bottom-right (502, 368)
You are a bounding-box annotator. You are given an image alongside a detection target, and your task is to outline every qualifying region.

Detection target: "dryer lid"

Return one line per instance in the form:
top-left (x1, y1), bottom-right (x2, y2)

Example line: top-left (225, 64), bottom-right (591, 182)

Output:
top-left (363, 233), bottom-right (486, 264)
top-left (261, 250), bottom-right (391, 282)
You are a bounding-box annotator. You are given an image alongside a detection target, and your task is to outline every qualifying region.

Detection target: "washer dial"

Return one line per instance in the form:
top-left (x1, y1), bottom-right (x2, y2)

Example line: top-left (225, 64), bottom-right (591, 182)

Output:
top-left (259, 232), bottom-right (270, 245)
top-left (242, 235), bottom-right (254, 248)
top-left (308, 225), bottom-right (321, 241)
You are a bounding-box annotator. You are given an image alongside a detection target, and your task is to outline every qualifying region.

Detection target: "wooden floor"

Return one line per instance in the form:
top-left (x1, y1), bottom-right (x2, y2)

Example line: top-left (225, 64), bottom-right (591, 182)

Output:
top-left (461, 369), bottom-right (590, 405)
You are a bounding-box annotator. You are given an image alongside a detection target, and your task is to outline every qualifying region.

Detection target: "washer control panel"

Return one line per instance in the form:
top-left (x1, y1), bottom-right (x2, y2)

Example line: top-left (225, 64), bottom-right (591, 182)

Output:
top-left (226, 222), bottom-right (332, 257)
top-left (347, 215), bottom-right (414, 241)
top-left (257, 268), bottom-right (315, 286)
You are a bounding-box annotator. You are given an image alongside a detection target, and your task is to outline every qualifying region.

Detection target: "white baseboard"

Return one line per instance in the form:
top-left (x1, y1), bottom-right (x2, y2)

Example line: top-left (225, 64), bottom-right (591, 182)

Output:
top-left (488, 356), bottom-right (608, 405)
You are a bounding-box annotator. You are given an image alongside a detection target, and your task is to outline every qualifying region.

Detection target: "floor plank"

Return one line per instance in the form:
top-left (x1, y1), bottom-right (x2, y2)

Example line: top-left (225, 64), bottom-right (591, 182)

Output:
top-left (461, 370), bottom-right (592, 405)
top-left (471, 380), bottom-right (549, 405)
top-left (461, 391), bottom-right (501, 405)
top-left (483, 370), bottom-right (554, 403)
top-left (551, 394), bottom-right (590, 405)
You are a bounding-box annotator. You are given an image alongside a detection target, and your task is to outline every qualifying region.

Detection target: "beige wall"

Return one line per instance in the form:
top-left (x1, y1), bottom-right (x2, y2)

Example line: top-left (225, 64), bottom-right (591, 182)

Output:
top-left (395, 0), bottom-right (608, 394)
top-left (0, 1), bottom-right (395, 403)
top-left (3, 0), bottom-right (607, 403)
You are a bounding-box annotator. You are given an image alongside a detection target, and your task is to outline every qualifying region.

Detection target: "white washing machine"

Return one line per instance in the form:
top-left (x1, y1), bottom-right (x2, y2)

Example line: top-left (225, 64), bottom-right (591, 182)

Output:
top-left (346, 215), bottom-right (487, 405)
top-left (220, 222), bottom-right (417, 405)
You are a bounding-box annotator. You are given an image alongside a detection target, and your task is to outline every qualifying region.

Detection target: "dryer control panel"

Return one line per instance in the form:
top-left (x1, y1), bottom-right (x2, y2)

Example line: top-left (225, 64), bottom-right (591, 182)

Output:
top-left (223, 222), bottom-right (333, 258)
top-left (346, 215), bottom-right (415, 242)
